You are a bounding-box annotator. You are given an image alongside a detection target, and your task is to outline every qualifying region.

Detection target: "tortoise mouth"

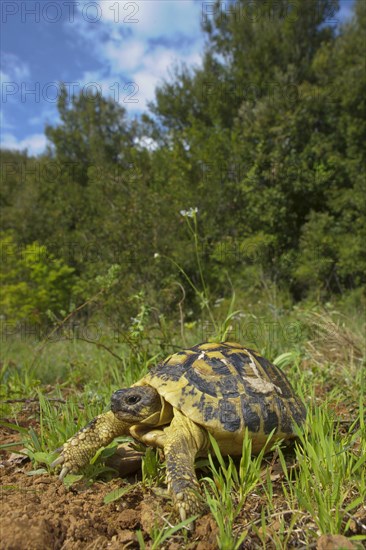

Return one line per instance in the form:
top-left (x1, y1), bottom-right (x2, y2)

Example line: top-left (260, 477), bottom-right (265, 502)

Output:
top-left (111, 386), bottom-right (162, 424)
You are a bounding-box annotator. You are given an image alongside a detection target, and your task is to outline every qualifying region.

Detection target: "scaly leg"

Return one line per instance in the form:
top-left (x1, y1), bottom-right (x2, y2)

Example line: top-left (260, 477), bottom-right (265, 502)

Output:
top-left (163, 410), bottom-right (209, 521)
top-left (51, 411), bottom-right (130, 479)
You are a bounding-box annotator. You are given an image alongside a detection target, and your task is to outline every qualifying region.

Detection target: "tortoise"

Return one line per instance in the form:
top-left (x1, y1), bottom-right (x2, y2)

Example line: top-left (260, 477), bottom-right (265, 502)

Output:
top-left (52, 342), bottom-right (306, 520)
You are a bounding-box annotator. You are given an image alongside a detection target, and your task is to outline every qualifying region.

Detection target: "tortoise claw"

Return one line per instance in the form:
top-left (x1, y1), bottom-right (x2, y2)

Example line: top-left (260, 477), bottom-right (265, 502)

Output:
top-left (51, 452), bottom-right (71, 480)
top-left (59, 465), bottom-right (70, 480)
top-left (50, 455), bottom-right (64, 468)
top-left (179, 506), bottom-right (187, 523)
top-left (174, 488), bottom-right (202, 528)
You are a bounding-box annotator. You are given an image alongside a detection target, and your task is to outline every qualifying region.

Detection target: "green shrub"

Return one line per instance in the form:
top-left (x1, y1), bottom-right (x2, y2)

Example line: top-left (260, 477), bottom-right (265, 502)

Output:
top-left (0, 232), bottom-right (75, 324)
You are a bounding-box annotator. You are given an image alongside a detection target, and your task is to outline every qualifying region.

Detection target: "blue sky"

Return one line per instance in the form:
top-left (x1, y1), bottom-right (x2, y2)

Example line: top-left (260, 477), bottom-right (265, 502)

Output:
top-left (1, 0), bottom-right (355, 155)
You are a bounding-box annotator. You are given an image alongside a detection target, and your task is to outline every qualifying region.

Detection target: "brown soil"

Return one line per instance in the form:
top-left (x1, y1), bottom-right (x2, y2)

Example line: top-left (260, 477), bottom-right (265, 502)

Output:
top-left (1, 425), bottom-right (364, 549)
top-left (0, 456), bottom-right (220, 550)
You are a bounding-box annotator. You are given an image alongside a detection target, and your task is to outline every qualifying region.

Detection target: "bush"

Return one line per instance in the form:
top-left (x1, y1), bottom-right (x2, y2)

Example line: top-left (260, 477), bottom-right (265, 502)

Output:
top-left (0, 232), bottom-right (75, 324)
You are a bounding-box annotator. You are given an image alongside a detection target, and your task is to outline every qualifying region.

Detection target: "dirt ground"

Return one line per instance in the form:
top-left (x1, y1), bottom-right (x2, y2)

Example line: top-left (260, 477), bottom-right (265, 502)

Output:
top-left (0, 451), bottom-right (219, 550)
top-left (1, 422), bottom-right (364, 550)
top-left (0, 416), bottom-right (221, 550)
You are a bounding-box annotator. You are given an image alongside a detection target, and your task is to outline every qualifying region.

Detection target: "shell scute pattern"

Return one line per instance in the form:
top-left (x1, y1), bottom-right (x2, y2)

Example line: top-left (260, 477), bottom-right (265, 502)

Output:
top-left (150, 351), bottom-right (194, 382)
top-left (273, 395), bottom-right (292, 433)
top-left (184, 366), bottom-right (218, 398)
top-left (154, 363), bottom-right (186, 382)
top-left (288, 398), bottom-right (306, 427)
top-left (146, 342), bottom-right (305, 439)
top-left (217, 375), bottom-right (241, 398)
top-left (262, 407), bottom-right (280, 434)
top-left (240, 397), bottom-right (261, 432)
top-left (251, 352), bottom-right (294, 397)
top-left (218, 400), bottom-right (241, 432)
top-left (203, 356), bottom-right (232, 376)
top-left (191, 342), bottom-right (229, 352)
top-left (226, 351), bottom-right (252, 371)
top-left (200, 395), bottom-right (218, 422)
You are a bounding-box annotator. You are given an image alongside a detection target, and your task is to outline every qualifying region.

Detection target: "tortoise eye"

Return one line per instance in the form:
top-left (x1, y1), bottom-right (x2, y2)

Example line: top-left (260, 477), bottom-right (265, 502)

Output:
top-left (126, 395), bottom-right (140, 405)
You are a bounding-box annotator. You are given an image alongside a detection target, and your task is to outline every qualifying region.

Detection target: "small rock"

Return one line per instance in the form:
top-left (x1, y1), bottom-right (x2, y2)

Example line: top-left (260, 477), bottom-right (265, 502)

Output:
top-left (317, 534), bottom-right (358, 549)
top-left (116, 529), bottom-right (136, 544)
top-left (118, 508), bottom-right (140, 529)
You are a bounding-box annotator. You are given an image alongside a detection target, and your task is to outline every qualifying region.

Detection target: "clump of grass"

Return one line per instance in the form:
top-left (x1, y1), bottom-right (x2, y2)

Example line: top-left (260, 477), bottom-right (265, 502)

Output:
top-left (277, 396), bottom-right (365, 541)
top-left (203, 430), bottom-right (274, 549)
top-left (136, 515), bottom-right (195, 550)
top-left (141, 447), bottom-right (165, 487)
top-left (0, 388), bottom-right (116, 474)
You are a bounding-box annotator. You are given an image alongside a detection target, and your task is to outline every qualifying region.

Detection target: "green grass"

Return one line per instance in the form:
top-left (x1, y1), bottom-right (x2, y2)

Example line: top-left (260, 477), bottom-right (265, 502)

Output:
top-left (202, 430), bottom-right (274, 549)
top-left (1, 308), bottom-right (365, 548)
top-left (2, 193), bottom-right (365, 548)
top-left (199, 392), bottom-right (365, 548)
top-left (1, 244), bottom-right (365, 550)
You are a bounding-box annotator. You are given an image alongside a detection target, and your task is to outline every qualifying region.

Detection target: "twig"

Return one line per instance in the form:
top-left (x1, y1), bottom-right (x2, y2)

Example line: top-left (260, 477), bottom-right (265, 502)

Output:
top-left (343, 511), bottom-right (366, 533)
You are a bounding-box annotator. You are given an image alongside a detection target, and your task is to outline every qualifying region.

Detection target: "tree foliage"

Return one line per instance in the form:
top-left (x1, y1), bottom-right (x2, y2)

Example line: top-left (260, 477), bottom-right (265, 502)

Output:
top-left (0, 232), bottom-right (75, 324)
top-left (1, 0), bottom-right (365, 325)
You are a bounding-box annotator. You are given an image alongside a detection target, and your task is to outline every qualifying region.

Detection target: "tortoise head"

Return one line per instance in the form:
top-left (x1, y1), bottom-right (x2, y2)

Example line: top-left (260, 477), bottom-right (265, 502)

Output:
top-left (111, 386), bottom-right (162, 425)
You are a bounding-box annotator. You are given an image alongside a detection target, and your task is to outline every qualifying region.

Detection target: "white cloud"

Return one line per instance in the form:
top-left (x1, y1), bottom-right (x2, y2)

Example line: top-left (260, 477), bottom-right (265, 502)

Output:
top-left (128, 47), bottom-right (201, 111)
top-left (93, 0), bottom-right (200, 37)
top-left (103, 39), bottom-right (146, 72)
top-left (125, 1), bottom-right (201, 38)
top-left (1, 70), bottom-right (11, 82)
top-left (70, 0), bottom-right (204, 114)
top-left (3, 1), bottom-right (204, 153)
top-left (28, 104), bottom-right (61, 127)
top-left (1, 53), bottom-right (30, 81)
top-left (1, 133), bottom-right (47, 155)
top-left (78, 42), bottom-right (202, 114)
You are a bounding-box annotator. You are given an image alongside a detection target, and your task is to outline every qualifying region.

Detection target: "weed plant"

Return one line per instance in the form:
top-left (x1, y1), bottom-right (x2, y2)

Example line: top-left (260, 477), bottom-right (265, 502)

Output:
top-left (1, 210), bottom-right (365, 547)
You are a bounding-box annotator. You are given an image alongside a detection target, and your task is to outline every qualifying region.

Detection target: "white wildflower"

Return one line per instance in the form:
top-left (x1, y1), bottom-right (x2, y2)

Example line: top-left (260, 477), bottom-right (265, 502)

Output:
top-left (180, 207), bottom-right (199, 218)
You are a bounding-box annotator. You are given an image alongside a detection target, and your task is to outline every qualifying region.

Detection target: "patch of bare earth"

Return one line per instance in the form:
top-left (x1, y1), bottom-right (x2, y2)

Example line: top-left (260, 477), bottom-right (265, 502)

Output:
top-left (1, 428), bottom-right (364, 549)
top-left (1, 452), bottom-right (221, 550)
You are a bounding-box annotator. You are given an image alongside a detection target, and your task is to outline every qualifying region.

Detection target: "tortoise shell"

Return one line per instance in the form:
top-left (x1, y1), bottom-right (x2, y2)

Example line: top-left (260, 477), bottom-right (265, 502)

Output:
top-left (140, 342), bottom-right (306, 454)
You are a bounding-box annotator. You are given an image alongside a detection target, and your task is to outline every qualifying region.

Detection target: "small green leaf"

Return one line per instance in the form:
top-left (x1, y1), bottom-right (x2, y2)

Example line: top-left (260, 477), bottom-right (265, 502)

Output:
top-left (142, 447), bottom-right (159, 480)
top-left (273, 352), bottom-right (298, 368)
top-left (63, 474), bottom-right (84, 488)
top-left (33, 451), bottom-right (54, 465)
top-left (90, 446), bottom-right (107, 464)
top-left (99, 445), bottom-right (118, 460)
top-left (155, 515), bottom-right (199, 545)
top-left (103, 485), bottom-right (132, 504)
top-left (136, 530), bottom-right (146, 549)
top-left (1, 485), bottom-right (19, 491)
top-left (28, 427), bottom-right (42, 452)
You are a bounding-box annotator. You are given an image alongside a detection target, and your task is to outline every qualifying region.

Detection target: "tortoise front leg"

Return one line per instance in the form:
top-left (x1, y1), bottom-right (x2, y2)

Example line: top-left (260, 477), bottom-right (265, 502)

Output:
top-left (163, 409), bottom-right (209, 521)
top-left (51, 411), bottom-right (130, 479)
